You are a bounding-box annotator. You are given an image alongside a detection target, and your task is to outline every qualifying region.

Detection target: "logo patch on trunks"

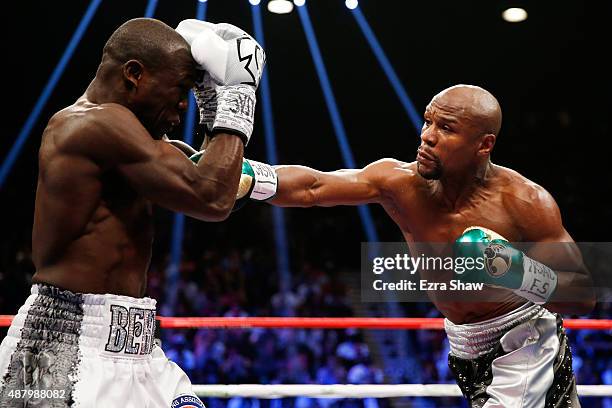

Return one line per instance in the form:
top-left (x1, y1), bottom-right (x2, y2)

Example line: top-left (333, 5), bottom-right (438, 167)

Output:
top-left (171, 394), bottom-right (205, 408)
top-left (104, 305), bottom-right (156, 355)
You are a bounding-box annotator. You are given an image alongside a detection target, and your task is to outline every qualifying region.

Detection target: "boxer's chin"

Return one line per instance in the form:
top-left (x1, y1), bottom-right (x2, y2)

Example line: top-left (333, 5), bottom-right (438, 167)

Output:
top-left (417, 162), bottom-right (442, 180)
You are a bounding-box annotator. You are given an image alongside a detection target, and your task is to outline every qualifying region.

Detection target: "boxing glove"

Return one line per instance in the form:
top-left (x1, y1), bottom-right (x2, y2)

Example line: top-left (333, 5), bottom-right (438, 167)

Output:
top-left (454, 226), bottom-right (558, 304)
top-left (176, 20), bottom-right (266, 145)
top-left (189, 151), bottom-right (277, 211)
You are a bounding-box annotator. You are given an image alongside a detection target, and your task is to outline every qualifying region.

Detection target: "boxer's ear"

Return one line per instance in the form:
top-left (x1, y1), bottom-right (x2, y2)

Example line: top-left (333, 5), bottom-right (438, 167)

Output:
top-left (123, 60), bottom-right (144, 89)
top-left (478, 133), bottom-right (496, 156)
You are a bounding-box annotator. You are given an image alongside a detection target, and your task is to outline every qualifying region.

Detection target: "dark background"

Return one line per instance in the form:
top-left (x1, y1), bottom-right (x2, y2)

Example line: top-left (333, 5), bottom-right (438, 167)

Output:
top-left (1, 0), bottom-right (610, 279)
top-left (0, 1), bottom-right (610, 404)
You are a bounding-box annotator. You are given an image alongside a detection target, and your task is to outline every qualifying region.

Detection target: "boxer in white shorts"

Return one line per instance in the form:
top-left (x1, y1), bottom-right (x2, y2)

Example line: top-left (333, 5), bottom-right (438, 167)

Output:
top-left (0, 285), bottom-right (199, 407)
top-left (0, 16), bottom-right (265, 407)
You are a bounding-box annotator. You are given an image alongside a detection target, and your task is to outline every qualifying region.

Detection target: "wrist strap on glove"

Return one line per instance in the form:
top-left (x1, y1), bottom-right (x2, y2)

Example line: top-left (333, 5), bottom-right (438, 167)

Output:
top-left (514, 257), bottom-right (558, 304)
top-left (211, 85), bottom-right (256, 145)
top-left (242, 159), bottom-right (277, 201)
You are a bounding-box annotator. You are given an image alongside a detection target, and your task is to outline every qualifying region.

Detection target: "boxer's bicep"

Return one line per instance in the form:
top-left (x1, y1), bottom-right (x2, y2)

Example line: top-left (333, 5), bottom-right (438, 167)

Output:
top-left (315, 168), bottom-right (383, 207)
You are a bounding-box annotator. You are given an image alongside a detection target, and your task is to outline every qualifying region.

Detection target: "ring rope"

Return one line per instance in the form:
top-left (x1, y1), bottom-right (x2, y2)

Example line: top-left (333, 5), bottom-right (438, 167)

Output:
top-left (1, 315), bottom-right (609, 397)
top-left (1, 316), bottom-right (611, 330)
top-left (191, 384), bottom-right (612, 398)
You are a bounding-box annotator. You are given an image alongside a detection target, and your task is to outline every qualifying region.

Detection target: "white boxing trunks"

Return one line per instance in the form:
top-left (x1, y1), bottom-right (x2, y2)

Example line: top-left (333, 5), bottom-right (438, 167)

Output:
top-left (445, 302), bottom-right (579, 408)
top-left (0, 284), bottom-right (204, 408)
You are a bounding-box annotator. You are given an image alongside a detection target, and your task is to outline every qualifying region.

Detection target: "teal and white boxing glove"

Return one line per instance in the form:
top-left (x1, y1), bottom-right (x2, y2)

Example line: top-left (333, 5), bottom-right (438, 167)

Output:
top-left (189, 151), bottom-right (277, 211)
top-left (454, 226), bottom-right (558, 304)
top-left (176, 20), bottom-right (266, 145)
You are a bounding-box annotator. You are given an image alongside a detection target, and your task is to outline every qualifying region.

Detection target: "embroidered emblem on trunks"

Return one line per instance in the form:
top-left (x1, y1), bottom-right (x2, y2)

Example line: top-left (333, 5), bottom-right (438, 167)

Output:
top-left (171, 394), bottom-right (205, 408)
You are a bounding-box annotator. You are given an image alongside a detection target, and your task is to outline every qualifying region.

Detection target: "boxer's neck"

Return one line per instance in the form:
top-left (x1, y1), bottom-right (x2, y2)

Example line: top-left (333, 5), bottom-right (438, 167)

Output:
top-left (86, 76), bottom-right (128, 106)
top-left (86, 60), bottom-right (134, 108)
top-left (434, 159), bottom-right (493, 210)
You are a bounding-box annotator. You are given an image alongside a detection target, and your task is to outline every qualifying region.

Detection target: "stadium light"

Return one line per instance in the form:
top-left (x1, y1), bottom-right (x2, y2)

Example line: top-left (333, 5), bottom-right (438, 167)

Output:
top-left (502, 7), bottom-right (528, 23)
top-left (345, 0), bottom-right (358, 10)
top-left (268, 0), bottom-right (293, 14)
top-left (249, 0), bottom-right (261, 5)
top-left (293, 0), bottom-right (305, 6)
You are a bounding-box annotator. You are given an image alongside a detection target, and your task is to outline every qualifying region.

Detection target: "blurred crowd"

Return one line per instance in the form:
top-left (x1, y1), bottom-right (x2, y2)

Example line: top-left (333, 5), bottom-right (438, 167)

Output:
top-left (149, 247), bottom-right (387, 408)
top-left (1, 241), bottom-right (610, 408)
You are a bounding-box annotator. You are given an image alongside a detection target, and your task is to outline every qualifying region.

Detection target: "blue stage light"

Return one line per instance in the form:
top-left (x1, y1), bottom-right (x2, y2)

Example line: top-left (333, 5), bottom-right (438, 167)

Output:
top-left (0, 0), bottom-right (103, 189)
top-left (252, 2), bottom-right (292, 291)
top-left (144, 0), bottom-right (158, 17)
top-left (350, 7), bottom-right (423, 134)
top-left (297, 4), bottom-right (379, 243)
top-left (166, 4), bottom-right (207, 311)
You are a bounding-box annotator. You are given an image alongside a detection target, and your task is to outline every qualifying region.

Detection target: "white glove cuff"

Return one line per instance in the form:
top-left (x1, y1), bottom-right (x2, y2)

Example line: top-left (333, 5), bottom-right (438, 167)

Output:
top-left (245, 159), bottom-right (277, 201)
top-left (514, 256), bottom-right (558, 304)
top-left (213, 85), bottom-right (256, 144)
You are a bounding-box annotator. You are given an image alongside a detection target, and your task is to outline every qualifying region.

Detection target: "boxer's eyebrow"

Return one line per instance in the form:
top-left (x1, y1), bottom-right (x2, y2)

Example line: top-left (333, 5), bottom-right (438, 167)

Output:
top-left (437, 116), bottom-right (459, 124)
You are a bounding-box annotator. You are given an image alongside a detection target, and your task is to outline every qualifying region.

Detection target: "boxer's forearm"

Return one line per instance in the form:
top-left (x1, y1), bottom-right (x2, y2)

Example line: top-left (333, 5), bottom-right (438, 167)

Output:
top-left (269, 165), bottom-right (320, 207)
top-left (545, 270), bottom-right (595, 315)
top-left (270, 165), bottom-right (382, 207)
top-left (192, 134), bottom-right (244, 218)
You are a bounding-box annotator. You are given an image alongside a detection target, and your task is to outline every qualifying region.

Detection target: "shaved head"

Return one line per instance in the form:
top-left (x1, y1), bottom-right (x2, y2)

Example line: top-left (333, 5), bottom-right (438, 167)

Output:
top-left (91, 18), bottom-right (197, 138)
top-left (102, 18), bottom-right (192, 71)
top-left (418, 84), bottom-right (503, 180)
top-left (431, 84), bottom-right (502, 136)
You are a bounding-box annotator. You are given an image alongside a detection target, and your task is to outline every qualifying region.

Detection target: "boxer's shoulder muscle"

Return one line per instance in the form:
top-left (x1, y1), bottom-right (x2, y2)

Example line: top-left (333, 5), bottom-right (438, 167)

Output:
top-left (495, 164), bottom-right (562, 240)
top-left (45, 102), bottom-right (150, 169)
top-left (38, 106), bottom-right (105, 187)
top-left (495, 165), bottom-right (556, 211)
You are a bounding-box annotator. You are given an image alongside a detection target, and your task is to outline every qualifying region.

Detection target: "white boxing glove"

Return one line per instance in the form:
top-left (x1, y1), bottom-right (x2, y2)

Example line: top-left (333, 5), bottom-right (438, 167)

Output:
top-left (176, 19), bottom-right (266, 145)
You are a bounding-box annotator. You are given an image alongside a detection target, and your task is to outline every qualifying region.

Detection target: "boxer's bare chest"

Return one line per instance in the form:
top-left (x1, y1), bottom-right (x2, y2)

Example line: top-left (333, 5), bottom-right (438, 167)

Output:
top-left (381, 178), bottom-right (526, 323)
top-left (385, 180), bottom-right (520, 243)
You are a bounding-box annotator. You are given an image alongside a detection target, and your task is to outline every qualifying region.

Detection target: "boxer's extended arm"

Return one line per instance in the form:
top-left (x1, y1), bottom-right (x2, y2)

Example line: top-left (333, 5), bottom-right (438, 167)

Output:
top-left (271, 159), bottom-right (397, 207)
top-left (82, 105), bottom-right (243, 221)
